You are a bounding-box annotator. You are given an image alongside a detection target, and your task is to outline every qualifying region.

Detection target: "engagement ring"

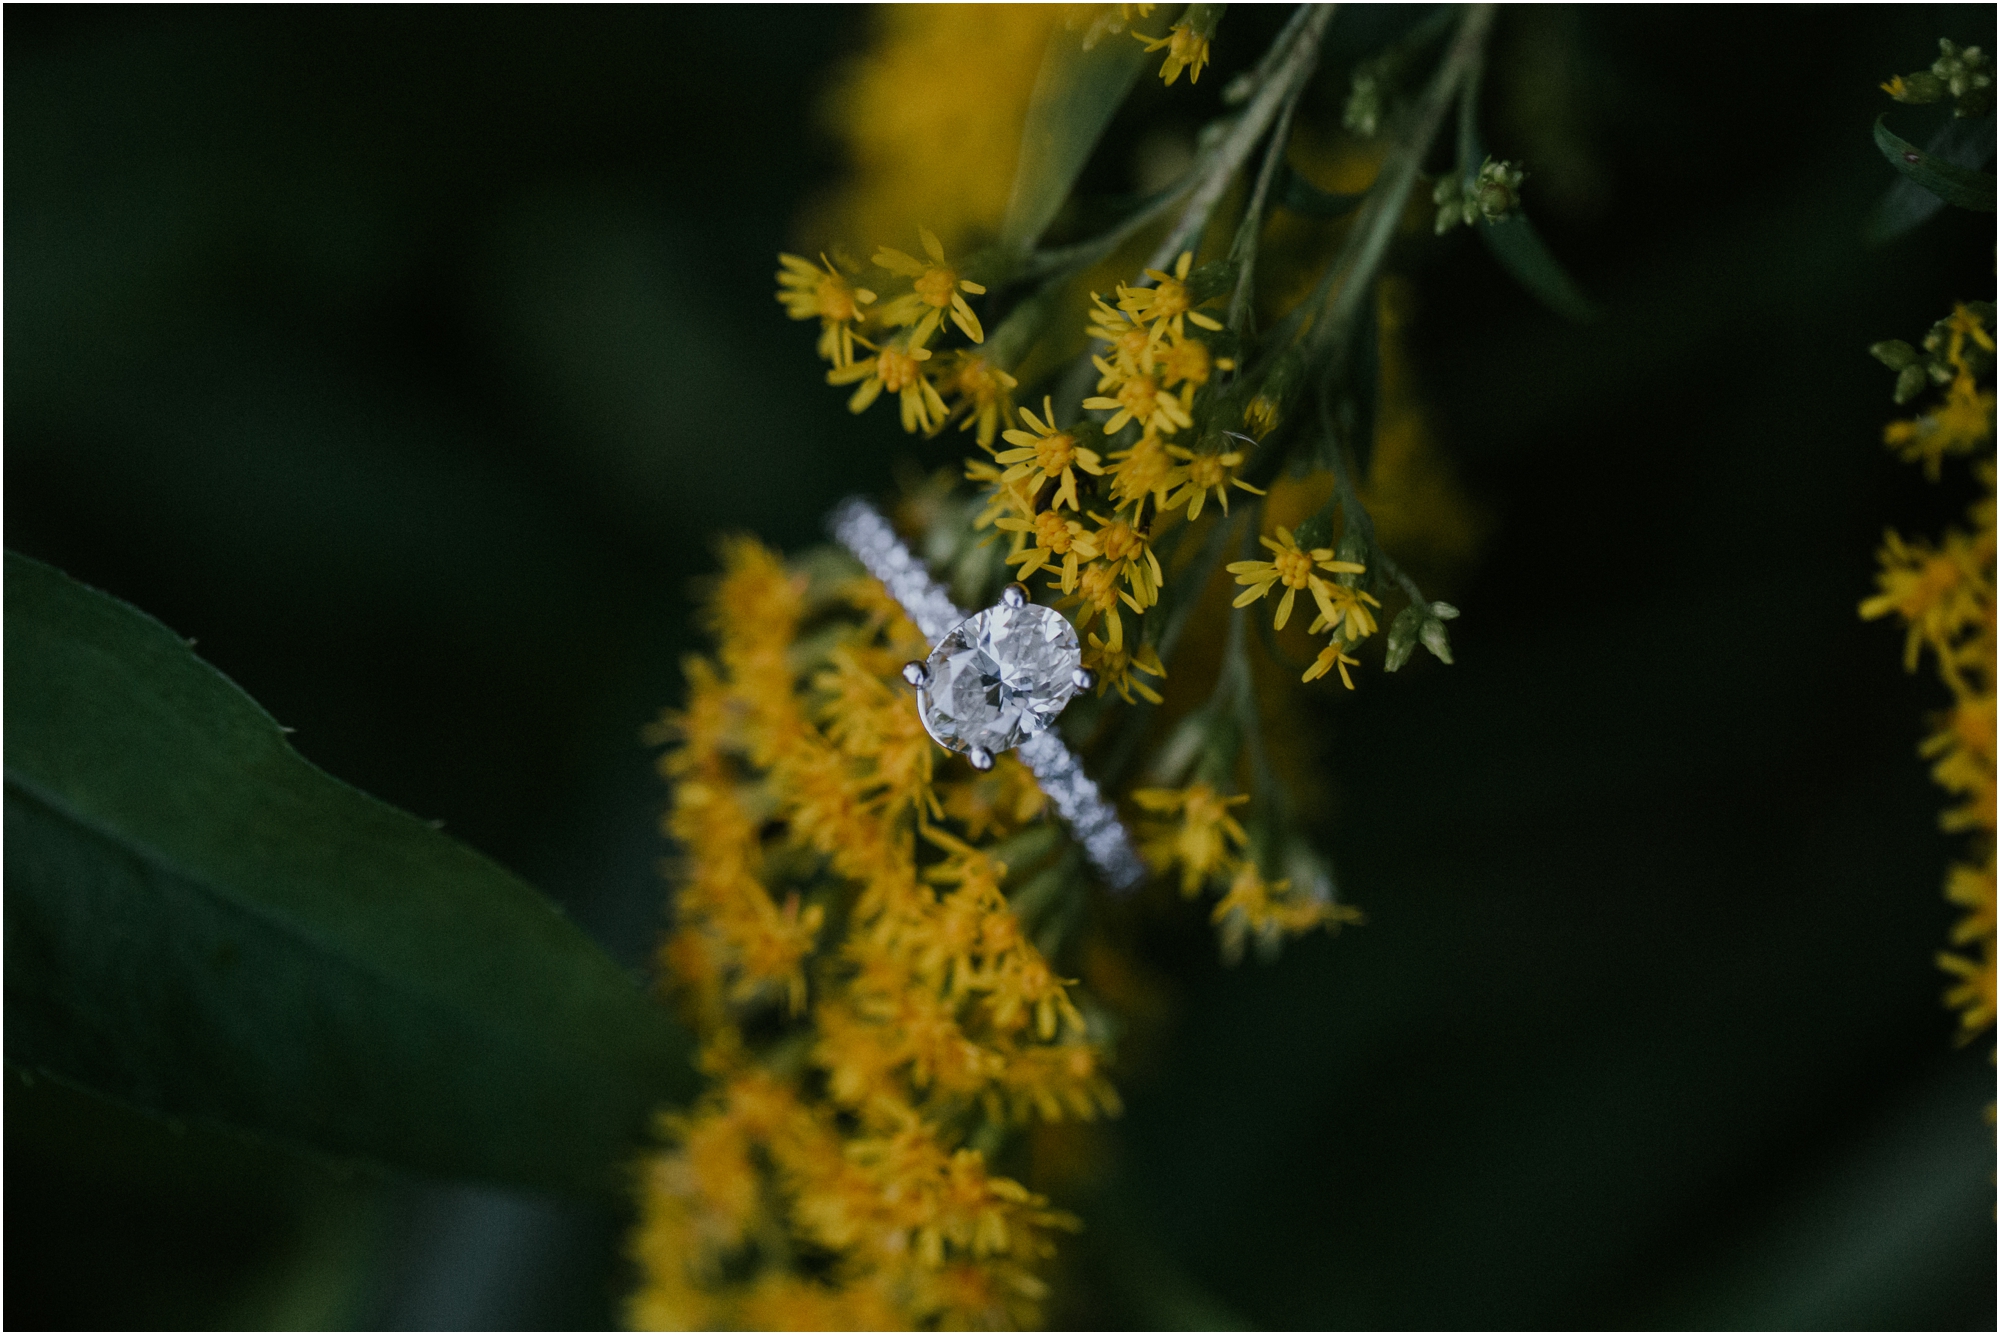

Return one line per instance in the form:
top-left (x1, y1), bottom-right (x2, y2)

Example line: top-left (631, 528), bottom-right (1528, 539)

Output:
top-left (828, 497), bottom-right (1145, 891)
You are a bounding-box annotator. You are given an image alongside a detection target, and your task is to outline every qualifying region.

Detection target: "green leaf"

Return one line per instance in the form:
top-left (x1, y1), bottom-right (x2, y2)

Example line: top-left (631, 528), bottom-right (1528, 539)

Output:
top-left (4, 552), bottom-right (694, 1198)
top-left (1384, 605), bottom-right (1426, 673)
top-left (1277, 165), bottom-right (1366, 218)
top-left (1480, 215), bottom-right (1599, 324)
top-left (1871, 115), bottom-right (1997, 212)
top-left (1864, 113), bottom-right (1995, 243)
top-left (1000, 15), bottom-right (1156, 256)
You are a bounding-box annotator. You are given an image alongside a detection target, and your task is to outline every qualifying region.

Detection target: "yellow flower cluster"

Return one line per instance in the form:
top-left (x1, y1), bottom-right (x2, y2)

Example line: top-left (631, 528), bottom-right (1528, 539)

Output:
top-left (1137, 18), bottom-right (1211, 87)
top-left (1883, 308), bottom-right (1998, 480)
top-left (800, 5), bottom-right (1065, 257)
top-left (780, 228), bottom-right (1017, 442)
top-left (969, 251), bottom-right (1279, 704)
top-left (1229, 525), bottom-right (1382, 688)
top-left (632, 538), bottom-right (1118, 1331)
top-left (1859, 304), bottom-right (1996, 1046)
top-left (1133, 783), bottom-right (1361, 961)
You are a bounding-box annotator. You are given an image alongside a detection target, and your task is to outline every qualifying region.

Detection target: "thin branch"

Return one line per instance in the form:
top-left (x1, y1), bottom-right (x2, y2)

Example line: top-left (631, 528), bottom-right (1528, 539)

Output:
top-left (1139, 4), bottom-right (1337, 278)
top-left (1299, 4), bottom-right (1494, 372)
top-left (1225, 75), bottom-right (1307, 333)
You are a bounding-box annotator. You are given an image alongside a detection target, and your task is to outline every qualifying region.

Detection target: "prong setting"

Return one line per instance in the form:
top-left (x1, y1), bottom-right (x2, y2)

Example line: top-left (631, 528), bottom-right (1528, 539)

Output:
top-left (1072, 667), bottom-right (1096, 692)
top-left (902, 660), bottom-right (931, 689)
top-left (967, 746), bottom-right (995, 772)
top-left (999, 582), bottom-right (1030, 609)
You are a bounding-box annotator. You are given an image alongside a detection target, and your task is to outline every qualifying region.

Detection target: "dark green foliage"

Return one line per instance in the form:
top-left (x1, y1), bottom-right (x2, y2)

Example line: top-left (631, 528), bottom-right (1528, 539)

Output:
top-left (6, 553), bottom-right (694, 1198)
top-left (1873, 114), bottom-right (1998, 210)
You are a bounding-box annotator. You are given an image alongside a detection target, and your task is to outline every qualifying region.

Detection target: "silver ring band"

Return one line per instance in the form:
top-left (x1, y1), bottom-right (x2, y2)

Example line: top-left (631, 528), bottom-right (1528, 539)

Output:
top-left (828, 497), bottom-right (1145, 892)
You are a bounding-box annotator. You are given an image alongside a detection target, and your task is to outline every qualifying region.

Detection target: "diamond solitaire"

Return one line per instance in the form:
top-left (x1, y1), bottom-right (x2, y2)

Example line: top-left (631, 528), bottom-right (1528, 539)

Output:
top-left (908, 585), bottom-right (1090, 769)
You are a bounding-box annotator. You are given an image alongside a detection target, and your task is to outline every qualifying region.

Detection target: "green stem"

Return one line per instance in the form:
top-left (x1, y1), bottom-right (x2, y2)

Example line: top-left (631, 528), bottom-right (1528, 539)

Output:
top-left (1097, 507), bottom-right (1246, 788)
top-left (1051, 3), bottom-right (1336, 424)
top-left (1300, 4), bottom-right (1494, 372)
top-left (1140, 3), bottom-right (1337, 276)
top-left (1225, 71), bottom-right (1307, 333)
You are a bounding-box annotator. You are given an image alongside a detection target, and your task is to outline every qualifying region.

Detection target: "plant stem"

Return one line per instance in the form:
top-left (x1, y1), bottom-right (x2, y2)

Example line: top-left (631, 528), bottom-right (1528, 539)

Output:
top-left (1047, 4), bottom-right (1336, 425)
top-left (1299, 3), bottom-right (1494, 373)
top-left (1140, 3), bottom-right (1337, 277)
top-left (1225, 73), bottom-right (1307, 333)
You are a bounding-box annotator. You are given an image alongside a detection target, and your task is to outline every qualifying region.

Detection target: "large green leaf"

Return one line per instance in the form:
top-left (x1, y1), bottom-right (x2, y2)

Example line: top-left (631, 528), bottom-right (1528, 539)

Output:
top-left (5, 551), bottom-right (693, 1197)
top-left (999, 9), bottom-right (1159, 256)
top-left (1872, 114), bottom-right (1997, 212)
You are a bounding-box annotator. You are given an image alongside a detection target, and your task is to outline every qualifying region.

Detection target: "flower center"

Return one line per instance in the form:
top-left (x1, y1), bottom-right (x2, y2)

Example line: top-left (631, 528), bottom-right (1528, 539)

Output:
top-left (1188, 454), bottom-right (1226, 488)
top-left (1148, 281), bottom-right (1191, 321)
top-left (1098, 521), bottom-right (1141, 563)
top-left (1078, 563), bottom-right (1120, 609)
top-left (878, 348), bottom-right (922, 393)
top-left (815, 274), bottom-right (859, 323)
top-left (1033, 511), bottom-right (1075, 552)
top-left (914, 267), bottom-right (958, 309)
top-left (1034, 432), bottom-right (1077, 476)
top-left (1117, 378), bottom-right (1159, 417)
top-left (1275, 549), bottom-right (1315, 588)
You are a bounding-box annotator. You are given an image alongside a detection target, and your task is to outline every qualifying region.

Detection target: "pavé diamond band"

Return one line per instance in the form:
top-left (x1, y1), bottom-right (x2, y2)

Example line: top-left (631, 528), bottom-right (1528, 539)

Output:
top-left (828, 496), bottom-right (1146, 892)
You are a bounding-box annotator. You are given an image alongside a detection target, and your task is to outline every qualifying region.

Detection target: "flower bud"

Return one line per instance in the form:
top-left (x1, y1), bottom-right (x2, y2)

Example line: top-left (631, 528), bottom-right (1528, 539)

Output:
top-left (1343, 73), bottom-right (1383, 139)
top-left (1870, 339), bottom-right (1920, 370)
top-left (1887, 69), bottom-right (1948, 103)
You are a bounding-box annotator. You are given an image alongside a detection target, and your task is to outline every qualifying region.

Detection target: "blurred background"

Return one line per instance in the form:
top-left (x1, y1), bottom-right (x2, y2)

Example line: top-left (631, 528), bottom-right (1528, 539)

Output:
top-left (6, 4), bottom-right (1994, 1329)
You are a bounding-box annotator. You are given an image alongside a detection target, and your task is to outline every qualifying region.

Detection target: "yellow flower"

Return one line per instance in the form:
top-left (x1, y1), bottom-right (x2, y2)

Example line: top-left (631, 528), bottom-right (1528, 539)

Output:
top-left (995, 505), bottom-right (1099, 592)
top-left (1083, 631), bottom-right (1166, 704)
top-left (1858, 528), bottom-right (1989, 671)
top-left (1085, 291), bottom-right (1161, 378)
top-left (1137, 20), bottom-right (1211, 86)
top-left (1211, 862), bottom-right (1363, 963)
top-left (1921, 693), bottom-right (1996, 834)
top-left (1939, 942), bottom-right (1996, 1039)
top-left (1106, 432), bottom-right (1186, 519)
top-left (940, 351), bottom-right (1018, 447)
top-left (968, 461), bottom-right (1031, 532)
top-left (1133, 784), bottom-right (1250, 896)
top-left (1084, 366), bottom-right (1195, 436)
top-left (1243, 393), bottom-right (1281, 439)
top-left (826, 334), bottom-right (949, 433)
top-left (1946, 854), bottom-right (1997, 950)
top-left (997, 396), bottom-right (1106, 512)
top-left (1306, 582), bottom-right (1384, 643)
top-left (803, 5), bottom-right (1063, 254)
top-left (1158, 327), bottom-right (1227, 389)
top-left (1302, 640), bottom-right (1362, 689)
top-left (1088, 510), bottom-right (1164, 608)
top-left (775, 252), bottom-right (876, 368)
top-left (1061, 559), bottom-right (1139, 650)
top-left (876, 226), bottom-right (988, 345)
top-left (1117, 250), bottom-right (1224, 337)
top-left (1884, 371), bottom-right (1996, 479)
top-left (1165, 443), bottom-right (1265, 519)
top-left (1228, 527), bottom-right (1369, 631)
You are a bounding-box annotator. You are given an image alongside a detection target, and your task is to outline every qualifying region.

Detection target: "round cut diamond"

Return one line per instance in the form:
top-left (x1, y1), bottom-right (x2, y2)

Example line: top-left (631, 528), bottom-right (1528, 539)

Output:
top-left (918, 603), bottom-right (1082, 755)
